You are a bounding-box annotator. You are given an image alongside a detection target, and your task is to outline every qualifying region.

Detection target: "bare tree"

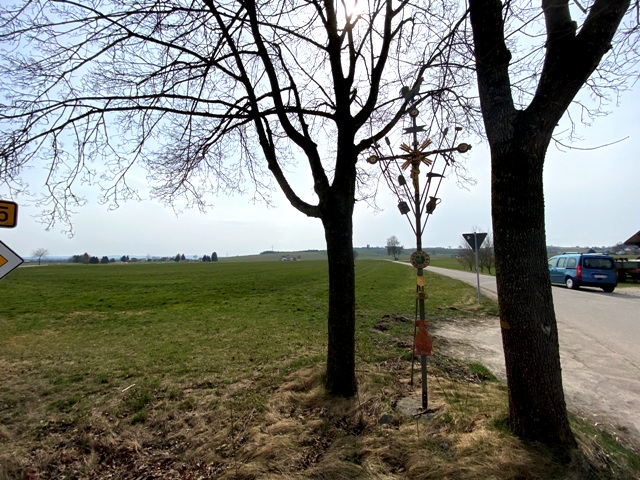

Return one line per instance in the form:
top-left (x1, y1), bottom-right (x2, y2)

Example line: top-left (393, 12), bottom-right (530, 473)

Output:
top-left (0, 0), bottom-right (476, 396)
top-left (468, 0), bottom-right (638, 446)
top-left (456, 239), bottom-right (475, 271)
top-left (457, 231), bottom-right (492, 272)
top-left (31, 248), bottom-right (49, 266)
top-left (385, 235), bottom-right (403, 261)
top-left (478, 233), bottom-right (494, 274)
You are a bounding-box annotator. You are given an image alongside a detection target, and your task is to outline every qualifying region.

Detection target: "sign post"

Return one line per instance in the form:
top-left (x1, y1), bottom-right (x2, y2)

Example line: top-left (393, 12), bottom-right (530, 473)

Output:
top-left (463, 232), bottom-right (487, 304)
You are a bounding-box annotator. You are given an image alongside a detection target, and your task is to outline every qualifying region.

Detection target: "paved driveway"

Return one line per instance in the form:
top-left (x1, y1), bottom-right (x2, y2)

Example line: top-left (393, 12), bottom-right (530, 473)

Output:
top-left (417, 265), bottom-right (640, 443)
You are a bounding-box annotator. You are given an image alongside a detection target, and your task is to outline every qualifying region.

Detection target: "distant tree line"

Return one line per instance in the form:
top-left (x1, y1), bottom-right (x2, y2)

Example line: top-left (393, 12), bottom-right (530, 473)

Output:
top-left (69, 253), bottom-right (100, 264)
top-left (68, 252), bottom-right (219, 263)
top-left (260, 249), bottom-right (320, 255)
top-left (175, 253), bottom-right (219, 262)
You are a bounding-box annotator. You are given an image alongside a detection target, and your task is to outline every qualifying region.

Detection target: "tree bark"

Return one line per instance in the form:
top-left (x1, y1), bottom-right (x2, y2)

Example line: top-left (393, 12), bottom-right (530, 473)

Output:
top-left (469, 0), bottom-right (629, 447)
top-left (491, 117), bottom-right (575, 445)
top-left (321, 189), bottom-right (357, 396)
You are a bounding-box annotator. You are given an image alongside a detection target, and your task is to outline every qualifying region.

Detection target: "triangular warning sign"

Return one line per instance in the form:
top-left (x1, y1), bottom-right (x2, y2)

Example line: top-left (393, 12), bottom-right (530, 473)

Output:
top-left (462, 232), bottom-right (488, 252)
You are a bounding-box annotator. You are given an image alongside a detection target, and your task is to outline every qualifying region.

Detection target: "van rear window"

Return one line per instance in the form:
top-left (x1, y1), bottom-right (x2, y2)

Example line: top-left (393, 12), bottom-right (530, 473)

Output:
top-left (583, 258), bottom-right (615, 269)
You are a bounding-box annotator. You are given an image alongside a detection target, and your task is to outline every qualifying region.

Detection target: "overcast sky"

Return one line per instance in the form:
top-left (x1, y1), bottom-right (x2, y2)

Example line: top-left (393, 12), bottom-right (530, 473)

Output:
top-left (2, 85), bottom-right (639, 260)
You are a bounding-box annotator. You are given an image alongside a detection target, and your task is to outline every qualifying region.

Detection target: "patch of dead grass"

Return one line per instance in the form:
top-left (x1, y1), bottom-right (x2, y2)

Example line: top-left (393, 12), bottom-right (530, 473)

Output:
top-left (2, 351), bottom-right (639, 479)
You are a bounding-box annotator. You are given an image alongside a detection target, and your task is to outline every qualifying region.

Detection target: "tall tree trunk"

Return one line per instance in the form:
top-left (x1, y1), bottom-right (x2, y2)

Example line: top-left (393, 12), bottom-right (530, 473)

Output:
top-left (469, 0), bottom-right (629, 448)
top-left (321, 190), bottom-right (357, 397)
top-left (491, 125), bottom-right (576, 446)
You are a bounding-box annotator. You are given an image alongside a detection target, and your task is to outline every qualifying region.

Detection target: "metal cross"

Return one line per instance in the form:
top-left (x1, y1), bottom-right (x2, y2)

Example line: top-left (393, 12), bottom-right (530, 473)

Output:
top-left (367, 105), bottom-right (471, 410)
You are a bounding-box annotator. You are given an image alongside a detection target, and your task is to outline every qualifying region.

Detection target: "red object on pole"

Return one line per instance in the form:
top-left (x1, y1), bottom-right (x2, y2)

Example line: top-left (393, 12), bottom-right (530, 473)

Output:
top-left (414, 320), bottom-right (432, 355)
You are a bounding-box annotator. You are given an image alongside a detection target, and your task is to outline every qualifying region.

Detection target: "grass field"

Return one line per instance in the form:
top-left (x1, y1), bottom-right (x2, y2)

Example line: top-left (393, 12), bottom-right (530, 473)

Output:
top-left (1, 260), bottom-right (638, 479)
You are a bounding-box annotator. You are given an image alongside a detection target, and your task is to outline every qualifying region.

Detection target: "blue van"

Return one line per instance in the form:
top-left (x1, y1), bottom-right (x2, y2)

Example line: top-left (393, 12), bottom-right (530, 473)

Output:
top-left (548, 253), bottom-right (617, 293)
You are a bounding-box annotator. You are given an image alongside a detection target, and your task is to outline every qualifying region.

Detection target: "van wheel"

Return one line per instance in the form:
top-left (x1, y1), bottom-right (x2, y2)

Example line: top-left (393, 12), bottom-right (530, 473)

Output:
top-left (602, 286), bottom-right (615, 293)
top-left (565, 277), bottom-right (579, 290)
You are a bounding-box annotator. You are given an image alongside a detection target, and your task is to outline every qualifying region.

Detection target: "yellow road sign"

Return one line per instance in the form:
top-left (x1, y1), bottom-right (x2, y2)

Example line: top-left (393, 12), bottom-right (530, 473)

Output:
top-left (0, 200), bottom-right (18, 228)
top-left (0, 256), bottom-right (7, 268)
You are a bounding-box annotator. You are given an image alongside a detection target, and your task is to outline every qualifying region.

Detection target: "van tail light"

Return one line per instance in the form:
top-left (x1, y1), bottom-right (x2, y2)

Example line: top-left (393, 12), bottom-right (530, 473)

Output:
top-left (576, 265), bottom-right (582, 280)
top-left (616, 268), bottom-right (619, 281)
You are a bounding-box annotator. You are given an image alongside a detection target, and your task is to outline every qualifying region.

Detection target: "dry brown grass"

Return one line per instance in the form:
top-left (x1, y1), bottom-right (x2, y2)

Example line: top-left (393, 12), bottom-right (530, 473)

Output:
top-left (180, 363), bottom-right (619, 480)
top-left (1, 357), bottom-right (639, 479)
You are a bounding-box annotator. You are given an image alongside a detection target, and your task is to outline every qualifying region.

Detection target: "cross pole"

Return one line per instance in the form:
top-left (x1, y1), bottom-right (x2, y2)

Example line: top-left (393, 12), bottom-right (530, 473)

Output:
top-left (366, 105), bottom-right (470, 411)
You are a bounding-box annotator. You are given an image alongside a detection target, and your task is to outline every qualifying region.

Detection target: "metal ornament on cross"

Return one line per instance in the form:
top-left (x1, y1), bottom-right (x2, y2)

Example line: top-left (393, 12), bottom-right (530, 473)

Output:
top-left (366, 102), bottom-right (471, 411)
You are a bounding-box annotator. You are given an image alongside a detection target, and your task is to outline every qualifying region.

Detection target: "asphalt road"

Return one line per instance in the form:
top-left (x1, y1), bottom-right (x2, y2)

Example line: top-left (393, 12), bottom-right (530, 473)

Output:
top-left (422, 265), bottom-right (640, 443)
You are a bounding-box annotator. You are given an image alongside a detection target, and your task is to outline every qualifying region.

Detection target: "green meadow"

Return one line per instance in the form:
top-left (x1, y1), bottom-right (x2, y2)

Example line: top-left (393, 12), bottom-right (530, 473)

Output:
top-left (1, 260), bottom-right (638, 479)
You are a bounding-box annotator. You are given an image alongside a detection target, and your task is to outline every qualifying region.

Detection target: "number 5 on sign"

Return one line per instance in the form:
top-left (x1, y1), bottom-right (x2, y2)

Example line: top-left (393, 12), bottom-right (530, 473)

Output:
top-left (0, 201), bottom-right (18, 228)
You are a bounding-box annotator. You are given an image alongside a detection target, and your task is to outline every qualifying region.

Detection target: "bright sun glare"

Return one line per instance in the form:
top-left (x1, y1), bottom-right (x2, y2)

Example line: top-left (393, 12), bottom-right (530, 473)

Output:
top-left (342, 0), bottom-right (363, 19)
